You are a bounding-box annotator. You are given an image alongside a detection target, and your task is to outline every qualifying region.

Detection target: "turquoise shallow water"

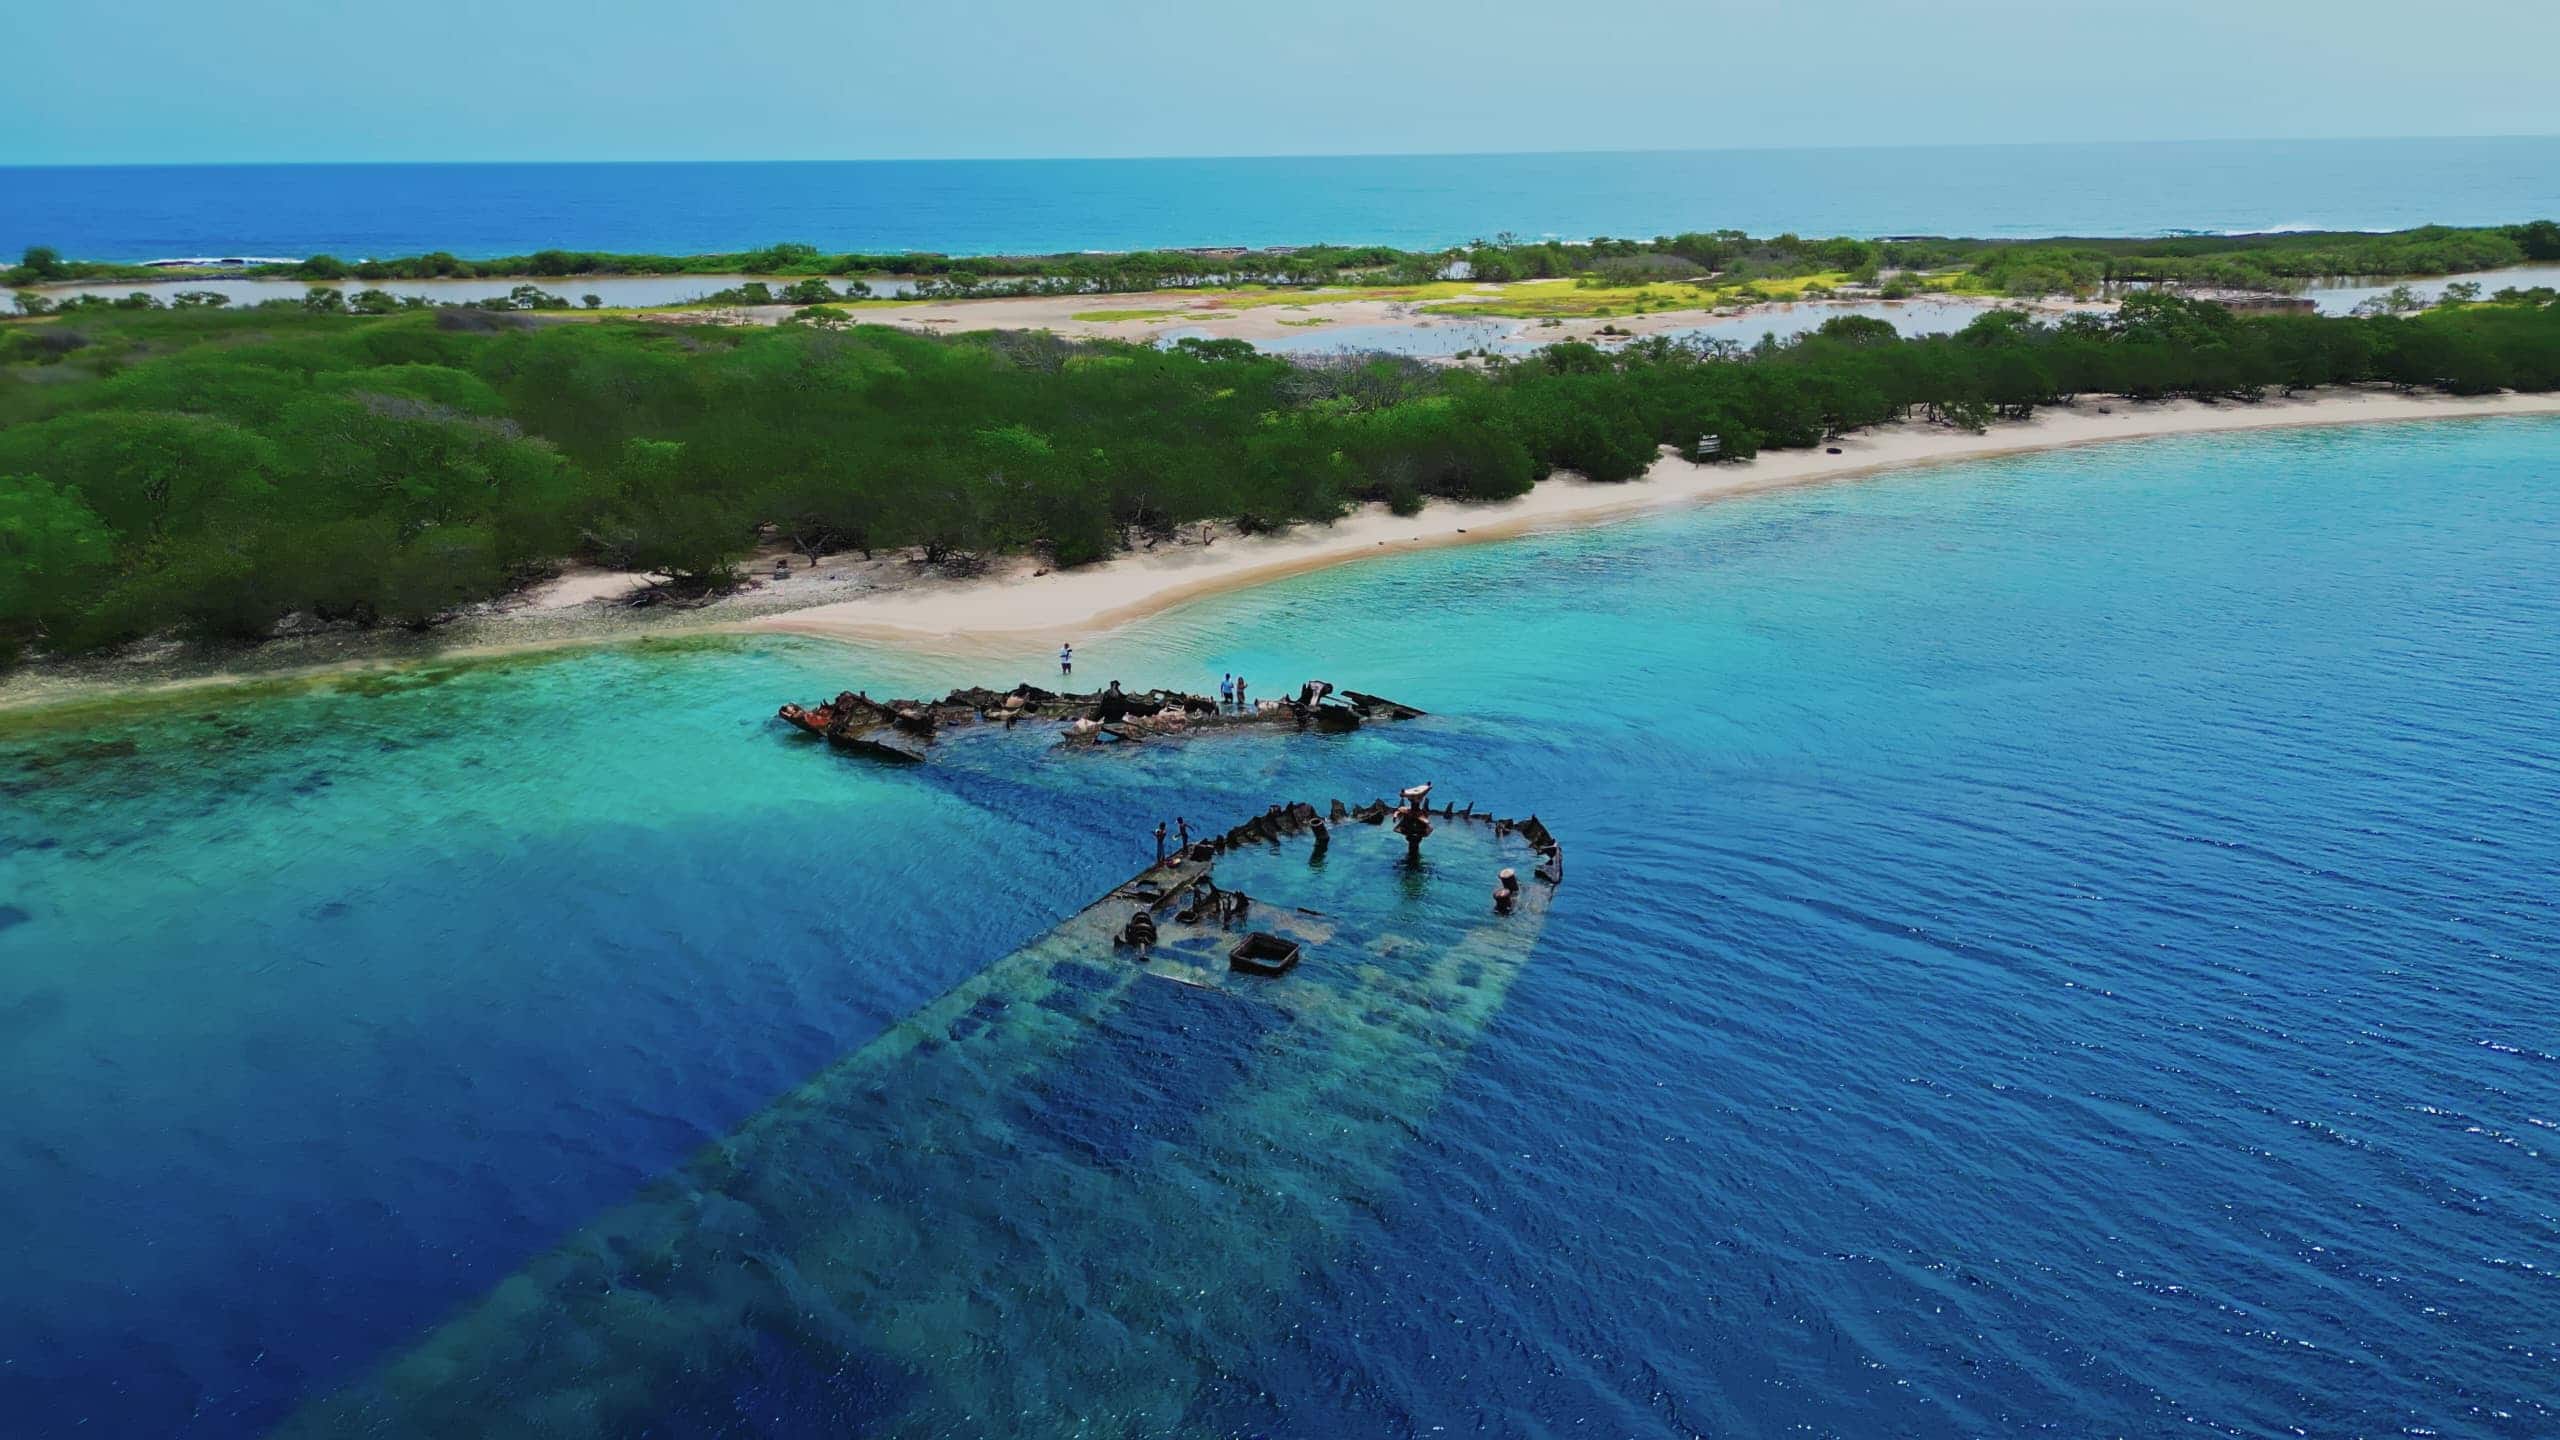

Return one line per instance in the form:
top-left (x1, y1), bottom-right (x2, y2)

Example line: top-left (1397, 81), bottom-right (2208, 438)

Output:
top-left (4, 418), bottom-right (2558, 1436)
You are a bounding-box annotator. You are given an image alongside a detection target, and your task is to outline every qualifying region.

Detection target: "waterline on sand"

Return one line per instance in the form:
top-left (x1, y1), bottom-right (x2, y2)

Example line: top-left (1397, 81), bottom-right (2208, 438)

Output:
top-left (4, 386), bottom-right (2556, 718)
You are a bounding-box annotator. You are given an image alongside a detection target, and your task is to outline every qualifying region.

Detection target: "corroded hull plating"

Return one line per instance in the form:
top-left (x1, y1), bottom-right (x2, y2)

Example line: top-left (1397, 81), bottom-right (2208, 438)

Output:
top-left (779, 684), bottom-right (1425, 763)
top-left (277, 809), bottom-right (1557, 1438)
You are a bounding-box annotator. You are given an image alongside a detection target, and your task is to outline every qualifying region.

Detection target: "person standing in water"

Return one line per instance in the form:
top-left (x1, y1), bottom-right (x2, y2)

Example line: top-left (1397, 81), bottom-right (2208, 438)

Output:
top-left (1059, 642), bottom-right (1073, 676)
top-left (1219, 673), bottom-right (1234, 710)
top-left (1393, 781), bottom-right (1435, 865)
top-left (1234, 675), bottom-right (1248, 712)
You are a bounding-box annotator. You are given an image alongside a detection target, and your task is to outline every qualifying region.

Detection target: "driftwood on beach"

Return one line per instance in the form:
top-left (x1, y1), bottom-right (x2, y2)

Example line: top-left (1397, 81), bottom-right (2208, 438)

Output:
top-left (775, 681), bottom-right (1424, 763)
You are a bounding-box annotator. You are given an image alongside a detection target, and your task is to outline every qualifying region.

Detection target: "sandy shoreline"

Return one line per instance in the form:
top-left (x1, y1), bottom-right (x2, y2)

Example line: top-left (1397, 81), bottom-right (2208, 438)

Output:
top-left (738, 388), bottom-right (2560, 652)
top-left (5, 387), bottom-right (2556, 716)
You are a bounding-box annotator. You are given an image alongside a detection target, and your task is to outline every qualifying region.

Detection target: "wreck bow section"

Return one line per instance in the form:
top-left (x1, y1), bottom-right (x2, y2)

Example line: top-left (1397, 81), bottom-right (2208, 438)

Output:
top-left (278, 799), bottom-right (1561, 1440)
top-left (777, 681), bottom-right (1426, 762)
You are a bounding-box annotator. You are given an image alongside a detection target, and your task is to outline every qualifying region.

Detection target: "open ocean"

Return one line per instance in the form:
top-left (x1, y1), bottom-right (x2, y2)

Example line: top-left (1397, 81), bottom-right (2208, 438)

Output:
top-left (5, 418), bottom-right (2556, 1437)
top-left (7, 137), bottom-right (2560, 261)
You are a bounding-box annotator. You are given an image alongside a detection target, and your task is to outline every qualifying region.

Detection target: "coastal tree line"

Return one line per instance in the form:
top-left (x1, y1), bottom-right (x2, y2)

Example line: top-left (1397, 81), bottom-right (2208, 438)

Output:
top-left (13, 223), bottom-right (2558, 304)
top-left (2, 292), bottom-right (2556, 666)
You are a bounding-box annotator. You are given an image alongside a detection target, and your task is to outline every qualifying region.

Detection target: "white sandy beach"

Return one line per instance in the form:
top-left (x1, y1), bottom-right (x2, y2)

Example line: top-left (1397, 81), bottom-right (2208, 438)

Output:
top-left (740, 387), bottom-right (2560, 654)
top-left (5, 386), bottom-right (2556, 715)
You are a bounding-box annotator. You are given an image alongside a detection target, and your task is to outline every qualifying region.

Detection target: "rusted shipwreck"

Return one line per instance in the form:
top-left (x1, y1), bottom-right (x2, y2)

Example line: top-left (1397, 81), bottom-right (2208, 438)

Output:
top-left (275, 791), bottom-right (1561, 1436)
top-left (777, 680), bottom-right (1424, 762)
top-left (1104, 794), bottom-right (1561, 974)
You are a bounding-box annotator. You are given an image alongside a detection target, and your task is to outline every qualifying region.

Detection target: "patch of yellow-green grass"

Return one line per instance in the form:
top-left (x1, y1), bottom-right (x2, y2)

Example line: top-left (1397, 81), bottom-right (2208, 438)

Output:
top-left (1418, 279), bottom-right (1652, 318)
top-left (1189, 280), bottom-right (1487, 310)
top-left (1421, 272), bottom-right (1858, 318)
top-left (1070, 306), bottom-right (1192, 323)
top-left (1713, 271), bottom-right (1855, 302)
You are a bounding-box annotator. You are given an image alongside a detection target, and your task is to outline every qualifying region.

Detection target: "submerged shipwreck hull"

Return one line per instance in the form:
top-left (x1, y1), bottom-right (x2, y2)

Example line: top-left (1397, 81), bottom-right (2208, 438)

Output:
top-left (778, 682), bottom-right (1424, 763)
top-left (278, 804), bottom-right (1558, 1439)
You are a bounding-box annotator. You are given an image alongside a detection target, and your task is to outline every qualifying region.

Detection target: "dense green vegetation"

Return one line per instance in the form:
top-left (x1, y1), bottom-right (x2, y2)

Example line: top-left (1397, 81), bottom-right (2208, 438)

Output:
top-left (0, 242), bottom-right (1417, 298)
top-left (1449, 222), bottom-right (2559, 295)
top-left (14, 222), bottom-right (2556, 302)
top-left (1926, 223), bottom-right (2560, 297)
top-left (0, 246), bottom-right (174, 288)
top-left (3, 290), bottom-right (2556, 667)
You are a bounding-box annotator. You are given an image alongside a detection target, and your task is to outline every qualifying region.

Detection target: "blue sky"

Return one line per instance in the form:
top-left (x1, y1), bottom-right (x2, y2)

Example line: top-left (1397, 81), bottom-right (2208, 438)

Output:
top-left (8, 0), bottom-right (2558, 164)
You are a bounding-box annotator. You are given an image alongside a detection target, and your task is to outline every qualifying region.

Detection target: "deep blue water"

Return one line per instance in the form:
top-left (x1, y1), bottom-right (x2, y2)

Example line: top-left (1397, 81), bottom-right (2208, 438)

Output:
top-left (8, 137), bottom-right (2559, 261)
top-left (4, 418), bottom-right (2558, 1436)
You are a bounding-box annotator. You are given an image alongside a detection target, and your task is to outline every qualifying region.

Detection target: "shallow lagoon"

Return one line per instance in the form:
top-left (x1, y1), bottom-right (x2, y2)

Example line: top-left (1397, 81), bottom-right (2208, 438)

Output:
top-left (5, 418), bottom-right (2558, 1436)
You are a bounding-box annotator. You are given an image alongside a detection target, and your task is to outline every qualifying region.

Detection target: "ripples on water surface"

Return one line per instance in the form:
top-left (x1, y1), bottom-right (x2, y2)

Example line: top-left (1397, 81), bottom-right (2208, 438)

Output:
top-left (3, 418), bottom-right (2556, 1437)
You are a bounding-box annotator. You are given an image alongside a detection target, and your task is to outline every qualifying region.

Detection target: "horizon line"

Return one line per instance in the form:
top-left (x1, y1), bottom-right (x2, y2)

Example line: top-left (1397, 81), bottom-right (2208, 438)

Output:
top-left (7, 133), bottom-right (2559, 170)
